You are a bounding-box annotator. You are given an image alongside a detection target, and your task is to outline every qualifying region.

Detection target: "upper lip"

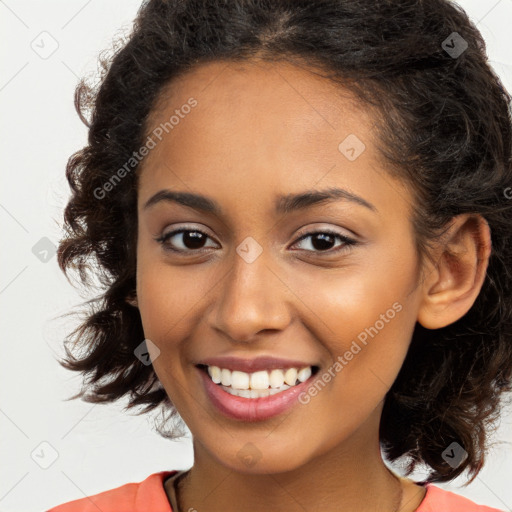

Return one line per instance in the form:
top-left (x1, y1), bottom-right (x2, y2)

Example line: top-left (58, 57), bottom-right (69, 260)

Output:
top-left (196, 356), bottom-right (318, 373)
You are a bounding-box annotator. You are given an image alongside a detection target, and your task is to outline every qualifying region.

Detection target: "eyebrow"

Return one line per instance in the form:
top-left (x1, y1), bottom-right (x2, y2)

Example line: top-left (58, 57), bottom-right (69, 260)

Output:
top-left (143, 187), bottom-right (377, 215)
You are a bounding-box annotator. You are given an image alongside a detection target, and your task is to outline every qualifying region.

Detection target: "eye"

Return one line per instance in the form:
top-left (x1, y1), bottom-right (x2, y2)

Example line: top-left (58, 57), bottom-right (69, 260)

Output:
top-left (155, 228), bottom-right (218, 253)
top-left (291, 230), bottom-right (358, 254)
top-left (155, 227), bottom-right (358, 256)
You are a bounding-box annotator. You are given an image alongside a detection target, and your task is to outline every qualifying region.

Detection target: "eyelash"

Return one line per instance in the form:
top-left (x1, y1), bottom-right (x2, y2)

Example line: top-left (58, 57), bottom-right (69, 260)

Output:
top-left (154, 228), bottom-right (358, 256)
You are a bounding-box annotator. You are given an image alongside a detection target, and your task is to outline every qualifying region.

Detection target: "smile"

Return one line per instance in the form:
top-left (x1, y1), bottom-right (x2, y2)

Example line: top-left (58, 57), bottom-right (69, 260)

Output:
top-left (200, 364), bottom-right (318, 398)
top-left (197, 363), bottom-right (321, 421)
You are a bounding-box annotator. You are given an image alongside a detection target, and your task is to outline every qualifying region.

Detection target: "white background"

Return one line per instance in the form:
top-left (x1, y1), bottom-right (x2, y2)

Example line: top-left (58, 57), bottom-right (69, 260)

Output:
top-left (1, 1), bottom-right (511, 511)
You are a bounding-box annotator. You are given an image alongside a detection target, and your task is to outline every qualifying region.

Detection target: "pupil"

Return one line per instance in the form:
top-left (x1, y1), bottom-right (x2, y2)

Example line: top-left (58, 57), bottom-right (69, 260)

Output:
top-left (184, 231), bottom-right (206, 249)
top-left (180, 233), bottom-right (335, 251)
top-left (312, 233), bottom-right (334, 251)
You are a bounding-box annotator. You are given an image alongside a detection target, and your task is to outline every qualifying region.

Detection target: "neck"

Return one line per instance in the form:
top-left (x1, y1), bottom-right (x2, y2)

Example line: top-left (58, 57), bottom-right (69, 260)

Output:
top-left (174, 411), bottom-right (422, 512)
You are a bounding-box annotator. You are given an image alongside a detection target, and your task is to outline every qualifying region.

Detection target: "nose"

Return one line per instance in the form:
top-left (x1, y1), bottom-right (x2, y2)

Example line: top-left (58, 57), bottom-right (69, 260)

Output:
top-left (209, 246), bottom-right (292, 342)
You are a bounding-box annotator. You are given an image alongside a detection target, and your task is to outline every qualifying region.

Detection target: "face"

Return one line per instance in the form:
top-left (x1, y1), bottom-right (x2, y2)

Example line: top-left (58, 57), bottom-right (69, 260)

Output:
top-left (136, 59), bottom-right (425, 474)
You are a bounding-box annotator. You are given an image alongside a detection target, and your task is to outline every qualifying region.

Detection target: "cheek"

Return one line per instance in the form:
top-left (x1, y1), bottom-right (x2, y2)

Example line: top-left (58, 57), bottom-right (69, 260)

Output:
top-left (136, 251), bottom-right (210, 339)
top-left (292, 251), bottom-right (418, 392)
top-left (311, 291), bottom-right (409, 384)
top-left (294, 277), bottom-right (414, 435)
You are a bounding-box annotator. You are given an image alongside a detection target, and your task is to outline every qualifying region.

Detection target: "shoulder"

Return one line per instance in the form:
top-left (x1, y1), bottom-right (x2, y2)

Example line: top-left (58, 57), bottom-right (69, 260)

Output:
top-left (416, 483), bottom-right (505, 512)
top-left (46, 471), bottom-right (178, 512)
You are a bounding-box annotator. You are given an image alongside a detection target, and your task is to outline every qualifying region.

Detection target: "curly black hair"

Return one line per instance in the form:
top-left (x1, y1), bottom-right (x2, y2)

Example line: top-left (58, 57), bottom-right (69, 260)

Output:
top-left (57, 0), bottom-right (512, 484)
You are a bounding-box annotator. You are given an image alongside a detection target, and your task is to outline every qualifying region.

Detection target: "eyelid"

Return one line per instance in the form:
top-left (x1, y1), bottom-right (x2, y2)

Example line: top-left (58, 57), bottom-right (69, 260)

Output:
top-left (294, 224), bottom-right (351, 238)
top-left (155, 225), bottom-right (218, 245)
top-left (290, 228), bottom-right (357, 252)
top-left (156, 222), bottom-right (354, 240)
top-left (158, 223), bottom-right (215, 239)
top-left (155, 223), bottom-right (358, 258)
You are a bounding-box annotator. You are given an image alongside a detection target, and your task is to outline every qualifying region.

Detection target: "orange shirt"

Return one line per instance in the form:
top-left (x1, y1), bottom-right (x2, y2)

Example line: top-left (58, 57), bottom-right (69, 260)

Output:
top-left (47, 471), bottom-right (504, 512)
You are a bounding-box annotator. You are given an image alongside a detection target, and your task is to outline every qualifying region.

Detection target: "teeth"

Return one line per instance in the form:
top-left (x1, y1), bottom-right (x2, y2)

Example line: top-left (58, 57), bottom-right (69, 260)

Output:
top-left (269, 386), bottom-right (290, 395)
top-left (208, 365), bottom-right (221, 384)
top-left (231, 370), bottom-right (250, 390)
top-left (284, 368), bottom-right (298, 386)
top-left (297, 367), bottom-right (312, 383)
top-left (205, 365), bottom-right (314, 394)
top-left (250, 370), bottom-right (269, 390)
top-left (222, 384), bottom-right (291, 398)
top-left (221, 368), bottom-right (231, 387)
top-left (269, 369), bottom-right (285, 388)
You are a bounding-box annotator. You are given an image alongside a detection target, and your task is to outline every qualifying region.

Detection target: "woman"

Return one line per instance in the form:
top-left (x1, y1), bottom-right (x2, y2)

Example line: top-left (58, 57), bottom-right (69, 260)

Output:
top-left (49, 0), bottom-right (512, 510)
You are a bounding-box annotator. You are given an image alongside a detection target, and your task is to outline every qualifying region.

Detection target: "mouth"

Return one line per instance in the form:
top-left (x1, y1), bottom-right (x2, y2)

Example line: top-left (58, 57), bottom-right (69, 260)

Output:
top-left (193, 352), bottom-right (323, 421)
top-left (196, 363), bottom-right (320, 399)
top-left (196, 362), bottom-right (321, 421)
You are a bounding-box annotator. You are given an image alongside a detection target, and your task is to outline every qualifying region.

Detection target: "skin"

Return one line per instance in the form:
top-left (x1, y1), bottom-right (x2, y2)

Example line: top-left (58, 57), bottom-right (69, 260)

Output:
top-left (133, 58), bottom-right (492, 512)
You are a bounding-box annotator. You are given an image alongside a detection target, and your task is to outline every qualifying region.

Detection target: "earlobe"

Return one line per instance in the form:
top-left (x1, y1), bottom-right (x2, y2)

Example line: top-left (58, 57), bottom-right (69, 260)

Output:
top-left (126, 292), bottom-right (139, 308)
top-left (416, 214), bottom-right (492, 330)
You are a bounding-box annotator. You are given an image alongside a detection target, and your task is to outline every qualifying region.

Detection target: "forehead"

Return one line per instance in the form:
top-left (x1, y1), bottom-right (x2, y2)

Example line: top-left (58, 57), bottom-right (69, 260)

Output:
top-left (145, 58), bottom-right (374, 153)
top-left (138, 59), bottom-right (410, 222)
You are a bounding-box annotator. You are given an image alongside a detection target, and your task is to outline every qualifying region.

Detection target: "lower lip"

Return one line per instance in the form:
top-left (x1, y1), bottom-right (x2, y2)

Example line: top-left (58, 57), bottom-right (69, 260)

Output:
top-left (198, 367), bottom-right (317, 422)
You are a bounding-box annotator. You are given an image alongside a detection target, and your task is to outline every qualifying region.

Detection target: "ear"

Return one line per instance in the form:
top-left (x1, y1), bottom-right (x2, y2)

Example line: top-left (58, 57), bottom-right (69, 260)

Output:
top-left (417, 214), bottom-right (492, 330)
top-left (125, 292), bottom-right (139, 308)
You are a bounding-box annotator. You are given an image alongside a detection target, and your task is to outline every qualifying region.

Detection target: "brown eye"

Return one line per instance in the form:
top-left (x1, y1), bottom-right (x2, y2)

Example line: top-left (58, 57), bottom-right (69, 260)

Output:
top-left (292, 231), bottom-right (357, 254)
top-left (156, 229), bottom-right (217, 253)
